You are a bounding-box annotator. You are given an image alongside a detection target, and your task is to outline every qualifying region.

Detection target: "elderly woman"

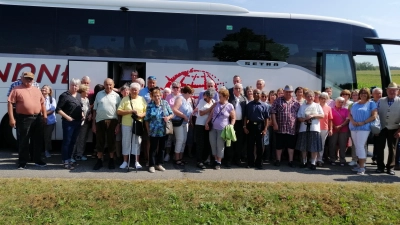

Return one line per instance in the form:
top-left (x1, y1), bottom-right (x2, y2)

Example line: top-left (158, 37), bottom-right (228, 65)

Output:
top-left (71, 84), bottom-right (92, 162)
top-left (41, 85), bottom-right (57, 158)
top-left (348, 89), bottom-right (361, 166)
top-left (261, 91), bottom-right (268, 104)
top-left (245, 86), bottom-right (254, 102)
top-left (144, 88), bottom-right (174, 173)
top-left (371, 87), bottom-right (383, 164)
top-left (295, 86), bottom-right (305, 104)
top-left (172, 86), bottom-right (194, 165)
top-left (314, 91), bottom-right (321, 104)
top-left (349, 87), bottom-right (377, 175)
top-left (296, 90), bottom-right (324, 170)
top-left (194, 90), bottom-right (215, 169)
top-left (264, 90), bottom-right (278, 162)
top-left (162, 88), bottom-right (171, 100)
top-left (340, 89), bottom-right (353, 109)
top-left (329, 97), bottom-right (349, 166)
top-left (205, 89), bottom-right (235, 170)
top-left (56, 78), bottom-right (83, 170)
top-left (198, 79), bottom-right (219, 102)
top-left (115, 85), bottom-right (131, 160)
top-left (317, 92), bottom-right (332, 166)
top-left (164, 82), bottom-right (181, 161)
top-left (276, 88), bottom-right (284, 98)
top-left (117, 83), bottom-right (147, 169)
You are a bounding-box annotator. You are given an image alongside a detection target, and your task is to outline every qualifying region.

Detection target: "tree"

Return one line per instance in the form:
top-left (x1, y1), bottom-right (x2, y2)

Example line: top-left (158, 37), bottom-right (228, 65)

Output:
top-left (356, 62), bottom-right (376, 71)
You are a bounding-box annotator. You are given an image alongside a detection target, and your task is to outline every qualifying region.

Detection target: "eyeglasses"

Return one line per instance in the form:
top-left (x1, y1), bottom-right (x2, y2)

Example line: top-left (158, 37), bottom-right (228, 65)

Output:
top-left (172, 86), bottom-right (180, 89)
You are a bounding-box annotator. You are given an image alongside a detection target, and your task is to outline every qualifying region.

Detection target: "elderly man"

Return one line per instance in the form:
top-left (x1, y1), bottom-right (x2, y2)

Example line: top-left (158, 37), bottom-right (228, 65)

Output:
top-left (271, 85), bottom-right (301, 167)
top-left (198, 79), bottom-right (219, 103)
top-left (139, 76), bottom-right (157, 104)
top-left (8, 72), bottom-right (47, 169)
top-left (225, 83), bottom-right (247, 167)
top-left (256, 79), bottom-right (265, 91)
top-left (244, 89), bottom-right (270, 169)
top-left (228, 75), bottom-right (241, 102)
top-left (371, 87), bottom-right (383, 164)
top-left (92, 78), bottom-right (121, 170)
top-left (376, 82), bottom-right (400, 175)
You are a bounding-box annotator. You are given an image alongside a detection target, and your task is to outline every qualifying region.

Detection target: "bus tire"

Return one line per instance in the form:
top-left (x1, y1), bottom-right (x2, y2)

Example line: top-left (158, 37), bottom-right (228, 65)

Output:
top-left (0, 114), bottom-right (17, 149)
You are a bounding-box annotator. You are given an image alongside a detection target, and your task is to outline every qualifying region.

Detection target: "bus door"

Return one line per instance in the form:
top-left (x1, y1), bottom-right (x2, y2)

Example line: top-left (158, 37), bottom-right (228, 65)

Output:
top-left (321, 51), bottom-right (356, 98)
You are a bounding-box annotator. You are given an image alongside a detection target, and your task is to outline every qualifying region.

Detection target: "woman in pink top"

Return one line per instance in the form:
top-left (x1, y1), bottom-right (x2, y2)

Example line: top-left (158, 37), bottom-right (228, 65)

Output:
top-left (329, 97), bottom-right (350, 166)
top-left (317, 92), bottom-right (332, 166)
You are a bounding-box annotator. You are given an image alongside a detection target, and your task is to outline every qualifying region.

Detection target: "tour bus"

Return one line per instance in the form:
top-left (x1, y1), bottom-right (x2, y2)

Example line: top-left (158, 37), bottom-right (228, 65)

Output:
top-left (0, 0), bottom-right (396, 148)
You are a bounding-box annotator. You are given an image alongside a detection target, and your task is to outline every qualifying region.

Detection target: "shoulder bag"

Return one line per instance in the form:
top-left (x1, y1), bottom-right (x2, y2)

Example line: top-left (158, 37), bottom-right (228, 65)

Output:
top-left (129, 96), bottom-right (144, 136)
top-left (162, 101), bottom-right (173, 135)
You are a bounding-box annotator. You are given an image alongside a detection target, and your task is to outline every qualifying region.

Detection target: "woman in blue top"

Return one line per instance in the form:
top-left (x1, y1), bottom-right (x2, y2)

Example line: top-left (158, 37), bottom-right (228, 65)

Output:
top-left (172, 86), bottom-right (194, 166)
top-left (144, 88), bottom-right (174, 173)
top-left (348, 87), bottom-right (378, 175)
top-left (41, 85), bottom-right (57, 158)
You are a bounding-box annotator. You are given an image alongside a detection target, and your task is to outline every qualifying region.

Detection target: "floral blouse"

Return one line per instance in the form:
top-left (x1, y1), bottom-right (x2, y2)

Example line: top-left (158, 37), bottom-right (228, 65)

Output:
top-left (144, 100), bottom-right (173, 137)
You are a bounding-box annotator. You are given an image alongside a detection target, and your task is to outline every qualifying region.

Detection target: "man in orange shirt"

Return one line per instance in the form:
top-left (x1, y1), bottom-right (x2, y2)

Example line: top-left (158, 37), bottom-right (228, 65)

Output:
top-left (8, 72), bottom-right (47, 169)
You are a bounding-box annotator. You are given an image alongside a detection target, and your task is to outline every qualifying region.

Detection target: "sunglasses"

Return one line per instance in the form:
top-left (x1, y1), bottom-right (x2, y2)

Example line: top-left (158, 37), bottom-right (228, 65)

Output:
top-left (172, 86), bottom-right (180, 89)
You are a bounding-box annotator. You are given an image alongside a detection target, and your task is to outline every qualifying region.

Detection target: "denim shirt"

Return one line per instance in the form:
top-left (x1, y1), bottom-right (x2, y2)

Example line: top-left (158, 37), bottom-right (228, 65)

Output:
top-left (45, 96), bottom-right (57, 125)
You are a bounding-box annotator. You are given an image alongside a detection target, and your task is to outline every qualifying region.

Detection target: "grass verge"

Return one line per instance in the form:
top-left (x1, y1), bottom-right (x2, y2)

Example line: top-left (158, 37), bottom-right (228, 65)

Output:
top-left (0, 178), bottom-right (399, 224)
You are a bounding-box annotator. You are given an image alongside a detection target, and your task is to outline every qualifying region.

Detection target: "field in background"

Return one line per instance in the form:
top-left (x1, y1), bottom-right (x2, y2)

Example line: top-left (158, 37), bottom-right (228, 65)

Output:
top-left (0, 179), bottom-right (399, 224)
top-left (356, 70), bottom-right (400, 89)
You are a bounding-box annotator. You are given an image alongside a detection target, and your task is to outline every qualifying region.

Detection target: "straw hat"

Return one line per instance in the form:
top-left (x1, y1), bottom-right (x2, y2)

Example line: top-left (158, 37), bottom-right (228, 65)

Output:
top-left (386, 82), bottom-right (399, 89)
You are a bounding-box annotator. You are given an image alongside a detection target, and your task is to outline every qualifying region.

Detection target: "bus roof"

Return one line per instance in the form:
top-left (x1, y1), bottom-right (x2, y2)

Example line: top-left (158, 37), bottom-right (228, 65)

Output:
top-left (1, 0), bottom-right (373, 29)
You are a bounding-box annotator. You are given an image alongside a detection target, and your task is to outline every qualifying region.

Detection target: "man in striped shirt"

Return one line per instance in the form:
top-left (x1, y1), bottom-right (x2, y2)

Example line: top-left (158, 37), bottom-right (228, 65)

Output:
top-left (271, 85), bottom-right (300, 167)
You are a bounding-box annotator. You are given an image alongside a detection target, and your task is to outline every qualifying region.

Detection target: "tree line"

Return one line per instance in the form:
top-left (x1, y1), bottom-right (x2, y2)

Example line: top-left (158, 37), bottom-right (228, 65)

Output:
top-left (356, 62), bottom-right (400, 70)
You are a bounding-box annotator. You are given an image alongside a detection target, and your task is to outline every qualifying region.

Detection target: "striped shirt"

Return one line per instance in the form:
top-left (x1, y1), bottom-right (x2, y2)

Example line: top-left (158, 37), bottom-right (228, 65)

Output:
top-left (6, 79), bottom-right (40, 97)
top-left (271, 96), bottom-right (300, 135)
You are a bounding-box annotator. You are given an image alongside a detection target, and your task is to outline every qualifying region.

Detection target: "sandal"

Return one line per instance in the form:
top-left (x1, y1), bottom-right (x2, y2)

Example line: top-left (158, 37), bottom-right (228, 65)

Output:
top-left (180, 159), bottom-right (188, 165)
top-left (63, 163), bottom-right (75, 170)
top-left (174, 160), bottom-right (185, 166)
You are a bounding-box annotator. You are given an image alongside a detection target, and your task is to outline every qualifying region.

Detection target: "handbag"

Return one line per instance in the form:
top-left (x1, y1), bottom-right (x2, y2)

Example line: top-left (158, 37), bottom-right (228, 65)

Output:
top-left (162, 101), bottom-right (173, 135)
top-left (208, 103), bottom-right (227, 130)
top-left (129, 96), bottom-right (144, 136)
top-left (172, 118), bottom-right (184, 127)
top-left (368, 101), bottom-right (381, 135)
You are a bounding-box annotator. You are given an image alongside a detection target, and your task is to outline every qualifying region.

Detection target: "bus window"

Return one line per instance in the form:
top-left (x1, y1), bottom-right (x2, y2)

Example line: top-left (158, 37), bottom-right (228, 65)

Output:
top-left (129, 12), bottom-right (196, 60)
top-left (353, 55), bottom-right (382, 90)
top-left (197, 15), bottom-right (263, 61)
top-left (323, 52), bottom-right (356, 98)
top-left (57, 8), bottom-right (127, 57)
top-left (0, 5), bottom-right (56, 55)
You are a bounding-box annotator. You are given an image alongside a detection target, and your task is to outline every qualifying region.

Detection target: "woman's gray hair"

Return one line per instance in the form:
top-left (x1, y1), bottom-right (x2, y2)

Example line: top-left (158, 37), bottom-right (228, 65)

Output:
top-left (69, 78), bottom-right (81, 86)
top-left (130, 82), bottom-right (140, 90)
top-left (204, 90), bottom-right (212, 98)
top-left (372, 87), bottom-right (383, 94)
top-left (319, 92), bottom-right (329, 99)
top-left (335, 96), bottom-right (345, 102)
top-left (135, 78), bottom-right (145, 87)
top-left (171, 81), bottom-right (180, 88)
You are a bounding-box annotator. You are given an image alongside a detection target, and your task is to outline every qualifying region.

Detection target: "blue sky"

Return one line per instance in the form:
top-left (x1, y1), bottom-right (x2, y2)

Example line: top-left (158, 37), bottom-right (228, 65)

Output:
top-left (188, 0), bottom-right (400, 67)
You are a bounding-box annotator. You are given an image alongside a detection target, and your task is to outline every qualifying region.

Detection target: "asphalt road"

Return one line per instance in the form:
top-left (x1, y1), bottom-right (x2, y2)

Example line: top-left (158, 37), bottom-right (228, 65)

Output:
top-left (0, 147), bottom-right (399, 183)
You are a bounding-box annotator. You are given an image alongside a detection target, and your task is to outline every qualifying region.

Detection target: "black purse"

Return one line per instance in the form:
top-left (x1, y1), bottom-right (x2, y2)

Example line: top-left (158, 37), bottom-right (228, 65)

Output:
top-left (172, 118), bottom-right (184, 127)
top-left (129, 96), bottom-right (144, 136)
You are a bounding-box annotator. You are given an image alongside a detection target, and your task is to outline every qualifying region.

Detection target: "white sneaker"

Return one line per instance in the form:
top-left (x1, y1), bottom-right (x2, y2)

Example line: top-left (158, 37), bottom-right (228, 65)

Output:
top-left (45, 151), bottom-right (51, 158)
top-left (149, 166), bottom-right (155, 173)
top-left (348, 161), bottom-right (357, 166)
top-left (155, 165), bottom-right (165, 171)
top-left (357, 168), bottom-right (365, 175)
top-left (119, 161), bottom-right (128, 169)
top-left (164, 154), bottom-right (170, 162)
top-left (135, 162), bottom-right (142, 169)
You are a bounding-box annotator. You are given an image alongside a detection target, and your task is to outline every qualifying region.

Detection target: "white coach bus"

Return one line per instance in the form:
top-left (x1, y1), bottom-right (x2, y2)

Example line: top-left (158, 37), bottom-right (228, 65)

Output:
top-left (0, 0), bottom-right (396, 148)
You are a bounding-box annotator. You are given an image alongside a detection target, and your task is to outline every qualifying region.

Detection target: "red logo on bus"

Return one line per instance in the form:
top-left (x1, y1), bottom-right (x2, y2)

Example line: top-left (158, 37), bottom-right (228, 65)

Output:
top-left (164, 68), bottom-right (225, 98)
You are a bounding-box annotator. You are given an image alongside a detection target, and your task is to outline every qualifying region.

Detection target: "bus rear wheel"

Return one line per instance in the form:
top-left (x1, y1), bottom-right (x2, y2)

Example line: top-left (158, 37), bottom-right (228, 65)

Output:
top-left (0, 115), bottom-right (17, 149)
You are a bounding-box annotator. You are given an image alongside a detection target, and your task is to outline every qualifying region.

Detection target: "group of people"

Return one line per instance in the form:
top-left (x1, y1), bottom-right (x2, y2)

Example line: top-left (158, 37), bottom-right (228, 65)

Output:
top-left (7, 71), bottom-right (400, 176)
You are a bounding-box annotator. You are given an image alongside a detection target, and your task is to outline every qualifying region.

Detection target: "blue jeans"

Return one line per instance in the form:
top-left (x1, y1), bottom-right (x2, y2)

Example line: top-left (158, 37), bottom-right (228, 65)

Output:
top-left (61, 120), bottom-right (81, 162)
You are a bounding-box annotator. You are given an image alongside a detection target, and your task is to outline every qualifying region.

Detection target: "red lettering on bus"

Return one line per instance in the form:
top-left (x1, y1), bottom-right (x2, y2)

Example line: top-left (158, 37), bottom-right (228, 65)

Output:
top-left (12, 63), bottom-right (36, 81)
top-left (0, 63), bottom-right (12, 82)
top-left (61, 65), bottom-right (68, 84)
top-left (37, 64), bottom-right (61, 84)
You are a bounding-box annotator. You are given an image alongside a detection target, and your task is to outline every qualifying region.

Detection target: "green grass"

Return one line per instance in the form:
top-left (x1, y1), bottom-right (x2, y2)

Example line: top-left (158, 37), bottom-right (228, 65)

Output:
top-left (356, 70), bottom-right (400, 89)
top-left (1, 179), bottom-right (400, 224)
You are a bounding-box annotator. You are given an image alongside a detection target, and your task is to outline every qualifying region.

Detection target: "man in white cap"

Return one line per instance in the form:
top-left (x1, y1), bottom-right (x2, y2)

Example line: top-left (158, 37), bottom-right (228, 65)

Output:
top-left (271, 84), bottom-right (300, 168)
top-left (375, 82), bottom-right (400, 175)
